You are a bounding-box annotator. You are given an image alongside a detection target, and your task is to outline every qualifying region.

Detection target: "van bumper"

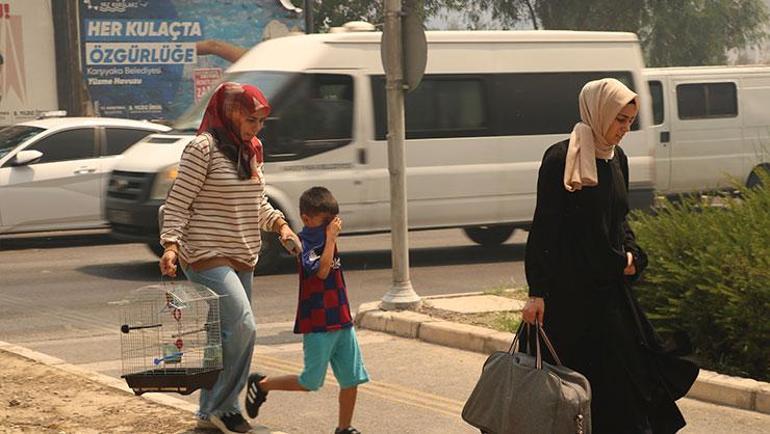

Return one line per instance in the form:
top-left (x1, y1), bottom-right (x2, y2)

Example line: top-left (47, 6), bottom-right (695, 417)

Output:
top-left (105, 199), bottom-right (162, 244)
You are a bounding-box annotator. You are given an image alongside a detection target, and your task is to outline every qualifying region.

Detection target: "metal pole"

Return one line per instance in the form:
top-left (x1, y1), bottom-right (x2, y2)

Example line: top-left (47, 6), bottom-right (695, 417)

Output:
top-left (304, 0), bottom-right (314, 34)
top-left (381, 0), bottom-right (421, 310)
top-left (52, 0), bottom-right (84, 116)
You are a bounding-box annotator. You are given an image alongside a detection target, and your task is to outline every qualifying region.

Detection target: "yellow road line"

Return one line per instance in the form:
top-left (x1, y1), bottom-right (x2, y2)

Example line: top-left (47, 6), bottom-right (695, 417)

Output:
top-left (252, 354), bottom-right (465, 419)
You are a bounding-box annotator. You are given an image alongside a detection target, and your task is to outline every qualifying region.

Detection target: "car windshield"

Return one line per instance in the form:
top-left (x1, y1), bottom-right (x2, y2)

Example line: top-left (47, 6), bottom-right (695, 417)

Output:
top-left (0, 125), bottom-right (45, 159)
top-left (172, 71), bottom-right (296, 133)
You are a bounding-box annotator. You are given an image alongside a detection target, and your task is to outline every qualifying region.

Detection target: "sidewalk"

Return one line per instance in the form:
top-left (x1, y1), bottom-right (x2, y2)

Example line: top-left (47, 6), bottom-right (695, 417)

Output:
top-left (356, 291), bottom-right (770, 416)
top-left (0, 341), bottom-right (281, 434)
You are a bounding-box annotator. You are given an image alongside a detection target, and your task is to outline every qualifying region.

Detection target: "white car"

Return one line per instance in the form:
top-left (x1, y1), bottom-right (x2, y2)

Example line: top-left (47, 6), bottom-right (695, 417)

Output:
top-left (0, 117), bottom-right (170, 236)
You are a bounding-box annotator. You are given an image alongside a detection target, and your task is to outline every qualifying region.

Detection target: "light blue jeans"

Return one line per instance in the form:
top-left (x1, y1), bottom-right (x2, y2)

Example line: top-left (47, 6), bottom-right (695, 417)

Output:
top-left (182, 265), bottom-right (256, 419)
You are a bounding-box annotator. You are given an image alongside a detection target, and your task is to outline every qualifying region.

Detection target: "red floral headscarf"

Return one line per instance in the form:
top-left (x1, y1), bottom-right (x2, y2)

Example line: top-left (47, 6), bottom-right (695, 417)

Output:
top-left (197, 82), bottom-right (271, 176)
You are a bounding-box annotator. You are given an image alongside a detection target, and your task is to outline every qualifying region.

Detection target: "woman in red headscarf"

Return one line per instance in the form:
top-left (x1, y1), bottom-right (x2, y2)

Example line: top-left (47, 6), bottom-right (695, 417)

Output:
top-left (159, 82), bottom-right (300, 434)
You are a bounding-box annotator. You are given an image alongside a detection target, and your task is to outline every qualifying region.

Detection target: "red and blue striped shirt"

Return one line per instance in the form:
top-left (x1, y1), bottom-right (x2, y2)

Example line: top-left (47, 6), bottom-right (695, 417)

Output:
top-left (293, 226), bottom-right (353, 334)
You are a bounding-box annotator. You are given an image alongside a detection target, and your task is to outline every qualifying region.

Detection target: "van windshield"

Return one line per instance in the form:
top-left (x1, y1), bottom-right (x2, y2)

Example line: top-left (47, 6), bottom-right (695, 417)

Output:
top-left (173, 71), bottom-right (355, 162)
top-left (172, 71), bottom-right (296, 132)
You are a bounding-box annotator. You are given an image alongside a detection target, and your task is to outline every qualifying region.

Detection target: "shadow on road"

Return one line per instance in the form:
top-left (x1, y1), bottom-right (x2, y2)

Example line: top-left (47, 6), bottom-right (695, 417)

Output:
top-left (76, 241), bottom-right (526, 281)
top-left (77, 260), bottom-right (168, 282)
top-left (0, 233), bottom-right (129, 251)
top-left (339, 242), bottom-right (525, 272)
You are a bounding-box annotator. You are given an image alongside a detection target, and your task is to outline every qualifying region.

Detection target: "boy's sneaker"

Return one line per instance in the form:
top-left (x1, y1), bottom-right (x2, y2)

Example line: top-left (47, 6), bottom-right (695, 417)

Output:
top-left (245, 372), bottom-right (268, 418)
top-left (335, 427), bottom-right (362, 434)
top-left (210, 412), bottom-right (253, 434)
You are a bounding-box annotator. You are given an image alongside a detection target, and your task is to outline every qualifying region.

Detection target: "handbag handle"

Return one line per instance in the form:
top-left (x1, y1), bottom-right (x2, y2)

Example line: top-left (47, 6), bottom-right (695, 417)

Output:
top-left (535, 321), bottom-right (563, 366)
top-left (508, 322), bottom-right (542, 368)
top-left (508, 320), bottom-right (563, 369)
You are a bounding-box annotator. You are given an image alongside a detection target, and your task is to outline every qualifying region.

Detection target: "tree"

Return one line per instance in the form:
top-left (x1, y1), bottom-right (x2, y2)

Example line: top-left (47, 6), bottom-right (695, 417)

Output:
top-left (311, 1), bottom-right (381, 30)
top-left (292, 1), bottom-right (767, 66)
top-left (291, 0), bottom-right (466, 32)
top-left (640, 0), bottom-right (768, 66)
top-left (463, 0), bottom-right (768, 66)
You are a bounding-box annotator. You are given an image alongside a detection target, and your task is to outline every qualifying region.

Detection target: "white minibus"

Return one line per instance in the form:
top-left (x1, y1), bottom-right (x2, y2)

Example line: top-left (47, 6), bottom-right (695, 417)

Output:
top-left (106, 28), bottom-right (654, 272)
top-left (646, 66), bottom-right (770, 194)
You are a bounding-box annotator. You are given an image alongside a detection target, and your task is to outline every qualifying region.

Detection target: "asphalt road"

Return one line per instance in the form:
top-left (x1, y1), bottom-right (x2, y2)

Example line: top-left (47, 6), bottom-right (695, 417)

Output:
top-left (2, 229), bottom-right (769, 433)
top-left (0, 228), bottom-right (526, 343)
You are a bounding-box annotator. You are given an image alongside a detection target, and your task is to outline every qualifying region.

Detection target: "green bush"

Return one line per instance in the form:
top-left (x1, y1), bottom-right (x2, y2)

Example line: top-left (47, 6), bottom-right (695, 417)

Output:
top-left (630, 180), bottom-right (770, 381)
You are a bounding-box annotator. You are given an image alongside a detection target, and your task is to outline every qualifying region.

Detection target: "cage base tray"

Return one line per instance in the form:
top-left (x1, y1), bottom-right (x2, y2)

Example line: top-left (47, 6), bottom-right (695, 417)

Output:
top-left (122, 368), bottom-right (221, 395)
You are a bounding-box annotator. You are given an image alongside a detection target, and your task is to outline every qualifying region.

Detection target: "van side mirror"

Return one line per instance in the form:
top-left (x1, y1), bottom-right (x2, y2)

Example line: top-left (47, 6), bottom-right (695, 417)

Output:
top-left (11, 150), bottom-right (43, 166)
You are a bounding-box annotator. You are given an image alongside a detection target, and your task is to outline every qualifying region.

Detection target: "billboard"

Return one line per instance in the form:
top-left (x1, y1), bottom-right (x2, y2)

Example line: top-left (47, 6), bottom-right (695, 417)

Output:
top-left (0, 0), bottom-right (58, 125)
top-left (79, 0), bottom-right (303, 122)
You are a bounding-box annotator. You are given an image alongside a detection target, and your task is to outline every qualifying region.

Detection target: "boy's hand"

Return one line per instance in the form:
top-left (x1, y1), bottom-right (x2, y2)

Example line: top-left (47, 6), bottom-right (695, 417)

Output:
top-left (279, 225), bottom-right (302, 256)
top-left (326, 216), bottom-right (342, 239)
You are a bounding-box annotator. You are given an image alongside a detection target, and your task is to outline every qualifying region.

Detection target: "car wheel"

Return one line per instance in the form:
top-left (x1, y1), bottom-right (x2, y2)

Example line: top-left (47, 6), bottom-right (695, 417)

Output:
top-left (147, 242), bottom-right (165, 258)
top-left (145, 229), bottom-right (290, 275)
top-left (463, 225), bottom-right (516, 246)
top-left (254, 230), bottom-right (286, 275)
top-left (747, 164), bottom-right (770, 189)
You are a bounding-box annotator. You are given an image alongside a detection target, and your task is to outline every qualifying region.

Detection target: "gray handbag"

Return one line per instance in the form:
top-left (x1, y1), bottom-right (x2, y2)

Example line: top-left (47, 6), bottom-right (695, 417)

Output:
top-left (462, 322), bottom-right (591, 434)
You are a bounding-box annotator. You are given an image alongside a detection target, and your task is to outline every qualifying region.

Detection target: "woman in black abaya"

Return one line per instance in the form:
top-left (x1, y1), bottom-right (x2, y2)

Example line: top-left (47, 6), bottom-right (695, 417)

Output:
top-left (522, 78), bottom-right (698, 434)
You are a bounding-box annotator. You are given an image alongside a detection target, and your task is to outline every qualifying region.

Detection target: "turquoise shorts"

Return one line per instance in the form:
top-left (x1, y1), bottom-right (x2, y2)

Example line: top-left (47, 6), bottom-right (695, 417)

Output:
top-left (299, 326), bottom-right (369, 391)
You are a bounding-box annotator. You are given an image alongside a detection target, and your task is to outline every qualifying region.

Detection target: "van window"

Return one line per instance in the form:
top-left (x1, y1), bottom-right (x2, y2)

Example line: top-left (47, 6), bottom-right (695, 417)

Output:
top-left (676, 82), bottom-right (738, 119)
top-left (403, 78), bottom-right (487, 138)
top-left (261, 73), bottom-right (354, 161)
top-left (172, 71), bottom-right (296, 133)
top-left (648, 80), bottom-right (665, 125)
top-left (495, 71), bottom-right (638, 136)
top-left (172, 71), bottom-right (354, 161)
top-left (372, 75), bottom-right (489, 140)
top-left (372, 71), bottom-right (637, 139)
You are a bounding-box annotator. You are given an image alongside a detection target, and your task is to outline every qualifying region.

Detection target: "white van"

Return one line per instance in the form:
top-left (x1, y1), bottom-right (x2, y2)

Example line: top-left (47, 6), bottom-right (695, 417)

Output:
top-left (106, 29), bottom-right (654, 272)
top-left (645, 66), bottom-right (770, 194)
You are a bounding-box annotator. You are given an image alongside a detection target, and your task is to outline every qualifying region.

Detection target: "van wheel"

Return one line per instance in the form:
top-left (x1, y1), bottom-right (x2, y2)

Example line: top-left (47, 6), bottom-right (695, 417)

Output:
top-left (463, 225), bottom-right (515, 246)
top-left (147, 242), bottom-right (165, 258)
top-left (747, 165), bottom-right (770, 189)
top-left (254, 230), bottom-right (285, 275)
top-left (146, 233), bottom-right (286, 273)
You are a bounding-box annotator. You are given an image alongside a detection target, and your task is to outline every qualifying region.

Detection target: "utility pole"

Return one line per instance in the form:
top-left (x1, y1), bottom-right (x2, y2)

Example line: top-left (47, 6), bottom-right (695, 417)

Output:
top-left (52, 0), bottom-right (87, 116)
top-left (304, 0), bottom-right (314, 34)
top-left (380, 0), bottom-right (421, 310)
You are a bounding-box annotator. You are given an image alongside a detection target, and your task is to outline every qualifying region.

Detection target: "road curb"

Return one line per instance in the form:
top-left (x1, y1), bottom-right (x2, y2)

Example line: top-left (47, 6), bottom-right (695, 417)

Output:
top-left (0, 340), bottom-right (285, 433)
top-left (355, 303), bottom-right (770, 415)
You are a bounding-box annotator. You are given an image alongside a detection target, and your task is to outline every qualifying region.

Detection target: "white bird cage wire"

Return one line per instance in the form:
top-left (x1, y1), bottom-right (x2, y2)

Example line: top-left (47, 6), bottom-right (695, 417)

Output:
top-left (119, 282), bottom-right (223, 395)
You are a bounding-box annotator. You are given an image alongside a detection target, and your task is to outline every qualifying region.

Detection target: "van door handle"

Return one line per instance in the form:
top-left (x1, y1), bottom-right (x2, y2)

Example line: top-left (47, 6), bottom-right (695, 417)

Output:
top-left (74, 167), bottom-right (96, 175)
top-left (660, 131), bottom-right (670, 143)
top-left (357, 148), bottom-right (367, 165)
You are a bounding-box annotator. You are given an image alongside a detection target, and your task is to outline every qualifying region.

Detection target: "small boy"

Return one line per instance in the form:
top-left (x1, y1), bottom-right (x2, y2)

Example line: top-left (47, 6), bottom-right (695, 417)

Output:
top-left (245, 186), bottom-right (369, 434)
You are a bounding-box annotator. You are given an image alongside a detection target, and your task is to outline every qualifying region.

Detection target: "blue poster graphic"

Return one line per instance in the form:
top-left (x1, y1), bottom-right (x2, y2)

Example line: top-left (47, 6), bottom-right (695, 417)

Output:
top-left (79, 0), bottom-right (303, 121)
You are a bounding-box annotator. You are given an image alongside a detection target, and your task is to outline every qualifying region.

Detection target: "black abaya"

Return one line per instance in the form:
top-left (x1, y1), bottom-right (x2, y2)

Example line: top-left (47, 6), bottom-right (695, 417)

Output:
top-left (525, 140), bottom-right (698, 433)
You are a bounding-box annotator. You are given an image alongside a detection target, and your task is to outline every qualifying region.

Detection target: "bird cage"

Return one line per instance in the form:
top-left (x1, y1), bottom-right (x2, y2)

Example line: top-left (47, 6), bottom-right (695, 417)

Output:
top-left (119, 282), bottom-right (223, 395)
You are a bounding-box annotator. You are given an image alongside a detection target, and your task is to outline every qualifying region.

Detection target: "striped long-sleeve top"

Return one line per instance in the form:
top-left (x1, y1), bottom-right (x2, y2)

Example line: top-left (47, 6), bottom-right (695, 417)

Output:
top-left (160, 133), bottom-right (285, 270)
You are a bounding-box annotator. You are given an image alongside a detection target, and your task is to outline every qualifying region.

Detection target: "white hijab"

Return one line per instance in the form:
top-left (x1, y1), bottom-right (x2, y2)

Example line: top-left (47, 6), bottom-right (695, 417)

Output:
top-left (563, 78), bottom-right (638, 192)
